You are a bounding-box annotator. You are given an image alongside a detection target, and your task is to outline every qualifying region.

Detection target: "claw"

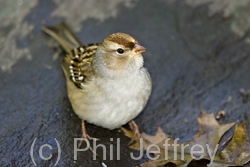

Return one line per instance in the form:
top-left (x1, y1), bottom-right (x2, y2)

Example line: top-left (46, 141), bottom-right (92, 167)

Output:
top-left (78, 120), bottom-right (99, 155)
top-left (128, 120), bottom-right (142, 145)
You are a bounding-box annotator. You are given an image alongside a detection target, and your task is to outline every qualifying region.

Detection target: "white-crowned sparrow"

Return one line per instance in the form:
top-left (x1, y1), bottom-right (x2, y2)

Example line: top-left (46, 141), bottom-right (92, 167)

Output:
top-left (43, 22), bottom-right (152, 146)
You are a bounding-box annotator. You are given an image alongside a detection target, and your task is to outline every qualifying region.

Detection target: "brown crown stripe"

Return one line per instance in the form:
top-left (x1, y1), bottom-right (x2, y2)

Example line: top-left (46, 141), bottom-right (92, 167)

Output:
top-left (107, 33), bottom-right (138, 49)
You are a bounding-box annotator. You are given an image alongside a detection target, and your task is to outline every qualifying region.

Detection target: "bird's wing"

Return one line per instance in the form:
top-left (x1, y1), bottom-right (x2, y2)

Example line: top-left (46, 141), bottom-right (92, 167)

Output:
top-left (62, 44), bottom-right (98, 89)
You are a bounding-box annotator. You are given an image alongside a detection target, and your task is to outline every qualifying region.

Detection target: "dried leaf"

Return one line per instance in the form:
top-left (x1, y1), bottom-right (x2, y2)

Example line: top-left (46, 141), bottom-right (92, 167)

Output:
top-left (121, 127), bottom-right (144, 150)
top-left (121, 110), bottom-right (250, 167)
top-left (184, 110), bottom-right (235, 156)
top-left (142, 127), bottom-right (168, 145)
top-left (141, 158), bottom-right (186, 167)
top-left (216, 123), bottom-right (250, 165)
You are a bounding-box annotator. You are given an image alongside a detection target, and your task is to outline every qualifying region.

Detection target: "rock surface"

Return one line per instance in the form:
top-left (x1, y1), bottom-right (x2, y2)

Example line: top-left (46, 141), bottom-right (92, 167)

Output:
top-left (1, 0), bottom-right (250, 166)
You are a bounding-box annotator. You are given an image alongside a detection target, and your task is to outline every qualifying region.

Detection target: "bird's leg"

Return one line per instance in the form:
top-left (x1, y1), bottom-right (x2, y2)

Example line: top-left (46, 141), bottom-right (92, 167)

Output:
top-left (128, 120), bottom-right (142, 144)
top-left (78, 120), bottom-right (99, 152)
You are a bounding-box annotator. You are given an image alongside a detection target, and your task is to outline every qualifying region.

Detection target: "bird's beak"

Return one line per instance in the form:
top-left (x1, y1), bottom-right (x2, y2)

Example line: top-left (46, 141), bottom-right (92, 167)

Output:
top-left (134, 44), bottom-right (146, 54)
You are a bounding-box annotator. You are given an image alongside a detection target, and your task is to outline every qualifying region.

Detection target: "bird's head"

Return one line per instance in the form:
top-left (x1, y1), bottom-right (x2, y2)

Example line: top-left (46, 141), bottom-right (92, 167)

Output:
top-left (94, 32), bottom-right (146, 78)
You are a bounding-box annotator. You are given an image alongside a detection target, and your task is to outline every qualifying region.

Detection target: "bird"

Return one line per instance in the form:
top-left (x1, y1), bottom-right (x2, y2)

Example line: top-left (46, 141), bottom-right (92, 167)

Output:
top-left (42, 22), bottom-right (152, 148)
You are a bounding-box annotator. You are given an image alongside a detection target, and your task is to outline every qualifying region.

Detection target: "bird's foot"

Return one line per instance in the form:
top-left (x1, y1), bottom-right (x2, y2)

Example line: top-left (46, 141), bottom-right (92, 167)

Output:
top-left (128, 120), bottom-right (142, 145)
top-left (78, 120), bottom-right (99, 154)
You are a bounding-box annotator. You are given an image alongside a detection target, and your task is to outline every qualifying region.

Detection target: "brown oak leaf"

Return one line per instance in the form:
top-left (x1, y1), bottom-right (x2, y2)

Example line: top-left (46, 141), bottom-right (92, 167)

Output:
top-left (121, 110), bottom-right (250, 167)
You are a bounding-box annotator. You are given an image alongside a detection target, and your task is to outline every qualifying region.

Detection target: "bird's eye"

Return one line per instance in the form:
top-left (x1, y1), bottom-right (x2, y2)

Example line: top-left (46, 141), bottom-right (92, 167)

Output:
top-left (116, 48), bottom-right (124, 54)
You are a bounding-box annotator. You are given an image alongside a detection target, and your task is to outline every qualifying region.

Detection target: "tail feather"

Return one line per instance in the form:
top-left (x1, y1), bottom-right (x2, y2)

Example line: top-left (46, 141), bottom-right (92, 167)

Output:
top-left (42, 22), bottom-right (84, 53)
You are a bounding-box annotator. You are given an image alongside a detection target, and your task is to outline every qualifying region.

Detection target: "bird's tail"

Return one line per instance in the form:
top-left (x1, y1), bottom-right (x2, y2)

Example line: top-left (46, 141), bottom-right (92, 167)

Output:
top-left (42, 22), bottom-right (84, 53)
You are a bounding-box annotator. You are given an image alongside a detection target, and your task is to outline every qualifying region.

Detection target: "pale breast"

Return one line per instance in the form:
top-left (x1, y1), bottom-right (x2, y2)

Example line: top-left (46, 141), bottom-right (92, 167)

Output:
top-left (67, 67), bottom-right (152, 129)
